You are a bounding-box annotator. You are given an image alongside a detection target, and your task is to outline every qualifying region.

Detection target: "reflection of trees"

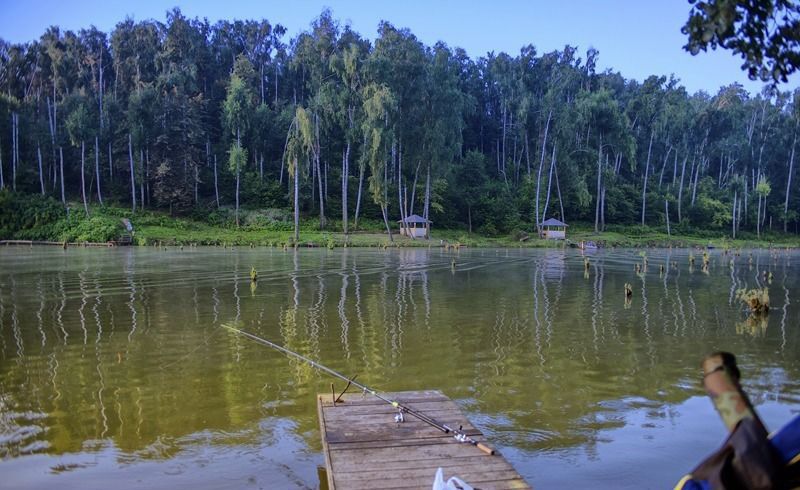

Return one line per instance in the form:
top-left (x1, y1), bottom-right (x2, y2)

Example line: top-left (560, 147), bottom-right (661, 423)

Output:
top-left (338, 251), bottom-right (350, 358)
top-left (1, 247), bottom-right (799, 466)
top-left (278, 251), bottom-right (313, 383)
top-left (780, 271), bottom-right (789, 351)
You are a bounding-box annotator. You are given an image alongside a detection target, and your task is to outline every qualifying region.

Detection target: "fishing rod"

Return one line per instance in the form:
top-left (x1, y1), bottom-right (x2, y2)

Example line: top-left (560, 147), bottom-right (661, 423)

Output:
top-left (222, 324), bottom-right (495, 455)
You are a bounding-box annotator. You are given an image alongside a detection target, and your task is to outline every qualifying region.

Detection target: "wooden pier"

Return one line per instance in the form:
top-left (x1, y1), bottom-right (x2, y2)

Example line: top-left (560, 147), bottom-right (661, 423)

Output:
top-left (317, 390), bottom-right (531, 489)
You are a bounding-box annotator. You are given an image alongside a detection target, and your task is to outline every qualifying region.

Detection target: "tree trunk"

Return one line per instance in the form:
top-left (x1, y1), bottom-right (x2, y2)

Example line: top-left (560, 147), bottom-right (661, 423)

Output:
top-left (128, 134), bottom-right (136, 212)
top-left (594, 139), bottom-right (602, 233)
top-left (99, 49), bottom-right (104, 130)
top-left (409, 160), bottom-right (421, 216)
top-left (15, 112), bottom-right (20, 191)
top-left (37, 143), bottom-right (45, 195)
top-left (672, 148), bottom-right (679, 184)
top-left (658, 145), bottom-right (671, 188)
top-left (396, 141), bottom-right (411, 239)
top-left (94, 136), bottom-right (103, 204)
top-left (145, 148), bottom-right (150, 206)
top-left (423, 162), bottom-right (431, 237)
top-left (140, 149), bottom-right (145, 210)
top-left (743, 178), bottom-right (748, 226)
top-left (59, 147), bottom-right (66, 213)
top-left (496, 139), bottom-right (500, 174)
top-left (236, 128), bottom-right (241, 227)
top-left (641, 131), bottom-right (653, 226)
top-left (600, 185), bottom-right (607, 232)
top-left (260, 63), bottom-right (265, 105)
top-left (542, 143), bottom-right (556, 223)
top-left (732, 191), bottom-right (737, 239)
top-left (81, 140), bottom-right (89, 217)
top-left (342, 143), bottom-right (349, 234)
top-left (315, 119), bottom-right (325, 229)
top-left (11, 112), bottom-right (17, 191)
top-left (691, 157), bottom-right (703, 206)
top-left (737, 196), bottom-right (742, 235)
top-left (354, 163), bottom-right (364, 230)
top-left (381, 204), bottom-right (393, 242)
top-left (214, 154), bottom-right (220, 209)
top-left (554, 151), bottom-right (565, 221)
top-left (535, 110), bottom-right (552, 231)
top-left (665, 199), bottom-right (671, 237)
top-left (501, 104), bottom-right (506, 176)
top-left (47, 95), bottom-right (57, 189)
top-left (467, 203), bottom-right (472, 234)
top-left (525, 130), bottom-right (531, 176)
top-left (677, 155), bottom-right (687, 222)
top-left (0, 136), bottom-right (4, 189)
top-left (785, 129), bottom-right (797, 232)
top-left (235, 168), bottom-right (240, 227)
top-left (108, 141), bottom-right (113, 183)
top-left (757, 191), bottom-right (762, 239)
top-left (293, 158), bottom-right (300, 244)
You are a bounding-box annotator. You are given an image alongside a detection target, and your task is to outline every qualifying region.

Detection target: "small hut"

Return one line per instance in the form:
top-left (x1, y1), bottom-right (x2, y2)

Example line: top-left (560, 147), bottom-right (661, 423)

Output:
top-left (540, 218), bottom-right (568, 240)
top-left (398, 214), bottom-right (431, 239)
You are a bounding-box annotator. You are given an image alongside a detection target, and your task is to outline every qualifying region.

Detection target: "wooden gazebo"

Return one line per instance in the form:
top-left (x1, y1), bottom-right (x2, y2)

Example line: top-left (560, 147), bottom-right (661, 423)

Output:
top-left (540, 218), bottom-right (568, 239)
top-left (398, 214), bottom-right (431, 239)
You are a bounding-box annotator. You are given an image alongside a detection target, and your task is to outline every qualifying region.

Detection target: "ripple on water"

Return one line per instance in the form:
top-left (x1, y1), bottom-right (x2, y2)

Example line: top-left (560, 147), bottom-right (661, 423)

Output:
top-left (1, 247), bottom-right (800, 490)
top-left (0, 400), bottom-right (51, 457)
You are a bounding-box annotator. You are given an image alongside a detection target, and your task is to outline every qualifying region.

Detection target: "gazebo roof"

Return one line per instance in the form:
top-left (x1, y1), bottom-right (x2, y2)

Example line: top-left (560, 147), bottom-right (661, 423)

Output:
top-left (398, 214), bottom-right (432, 224)
top-left (541, 218), bottom-right (568, 227)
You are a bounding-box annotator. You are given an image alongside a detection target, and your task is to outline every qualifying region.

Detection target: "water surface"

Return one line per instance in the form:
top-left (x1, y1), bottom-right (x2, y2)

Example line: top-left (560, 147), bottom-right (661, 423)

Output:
top-left (0, 246), bottom-right (798, 489)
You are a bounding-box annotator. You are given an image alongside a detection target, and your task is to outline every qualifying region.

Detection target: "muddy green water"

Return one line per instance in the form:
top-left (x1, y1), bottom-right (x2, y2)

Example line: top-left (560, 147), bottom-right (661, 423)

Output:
top-left (0, 246), bottom-right (798, 489)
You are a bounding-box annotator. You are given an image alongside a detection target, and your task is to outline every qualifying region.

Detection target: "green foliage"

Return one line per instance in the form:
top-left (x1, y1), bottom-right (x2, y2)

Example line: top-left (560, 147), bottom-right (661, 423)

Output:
top-left (241, 208), bottom-right (293, 231)
top-left (240, 174), bottom-right (288, 208)
top-left (361, 83), bottom-right (396, 205)
top-left (2, 8), bottom-right (800, 243)
top-left (0, 190), bottom-right (65, 239)
top-left (0, 192), bottom-right (124, 242)
top-left (223, 72), bottom-right (253, 139)
top-left (285, 106), bottom-right (313, 179)
top-left (59, 215), bottom-right (121, 243)
top-left (689, 195), bottom-right (732, 228)
top-left (755, 175), bottom-right (772, 197)
top-left (65, 97), bottom-right (92, 146)
top-left (682, 0), bottom-right (800, 83)
top-left (228, 143), bottom-right (248, 174)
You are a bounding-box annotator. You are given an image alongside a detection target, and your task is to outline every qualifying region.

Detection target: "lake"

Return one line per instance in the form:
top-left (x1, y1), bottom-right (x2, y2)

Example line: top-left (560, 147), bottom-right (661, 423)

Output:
top-left (0, 246), bottom-right (798, 489)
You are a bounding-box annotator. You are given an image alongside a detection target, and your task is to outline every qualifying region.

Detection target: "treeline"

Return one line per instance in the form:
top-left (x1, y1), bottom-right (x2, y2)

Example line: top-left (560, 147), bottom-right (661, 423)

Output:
top-left (0, 8), bottom-right (798, 239)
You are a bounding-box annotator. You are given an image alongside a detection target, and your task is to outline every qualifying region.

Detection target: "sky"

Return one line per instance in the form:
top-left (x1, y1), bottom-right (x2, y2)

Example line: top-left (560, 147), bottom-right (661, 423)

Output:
top-left (1, 0), bottom-right (796, 96)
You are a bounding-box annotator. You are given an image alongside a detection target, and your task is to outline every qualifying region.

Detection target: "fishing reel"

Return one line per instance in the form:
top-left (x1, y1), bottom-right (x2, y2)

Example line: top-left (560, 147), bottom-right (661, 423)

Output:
top-left (395, 409), bottom-right (405, 423)
top-left (453, 426), bottom-right (468, 443)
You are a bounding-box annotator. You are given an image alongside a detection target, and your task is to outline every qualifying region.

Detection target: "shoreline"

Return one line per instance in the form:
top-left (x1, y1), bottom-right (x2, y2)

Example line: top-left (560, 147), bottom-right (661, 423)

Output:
top-left (2, 230), bottom-right (797, 250)
top-left (3, 202), bottom-right (798, 250)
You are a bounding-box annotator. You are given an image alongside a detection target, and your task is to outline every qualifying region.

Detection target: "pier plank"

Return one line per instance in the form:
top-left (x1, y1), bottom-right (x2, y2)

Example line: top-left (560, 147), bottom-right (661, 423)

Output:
top-left (318, 390), bottom-right (531, 489)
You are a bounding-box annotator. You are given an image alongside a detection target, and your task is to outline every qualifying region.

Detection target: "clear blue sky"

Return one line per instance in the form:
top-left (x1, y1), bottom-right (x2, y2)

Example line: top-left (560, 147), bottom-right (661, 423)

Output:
top-left (1, 0), bottom-right (795, 95)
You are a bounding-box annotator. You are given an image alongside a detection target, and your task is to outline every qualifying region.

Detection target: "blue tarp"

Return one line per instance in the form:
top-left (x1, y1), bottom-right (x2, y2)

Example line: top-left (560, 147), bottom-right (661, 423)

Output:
top-left (678, 415), bottom-right (800, 489)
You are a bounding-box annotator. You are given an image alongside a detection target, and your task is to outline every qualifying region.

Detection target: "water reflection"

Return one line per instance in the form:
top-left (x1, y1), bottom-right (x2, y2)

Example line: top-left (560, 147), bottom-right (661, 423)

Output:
top-left (0, 247), bottom-right (798, 490)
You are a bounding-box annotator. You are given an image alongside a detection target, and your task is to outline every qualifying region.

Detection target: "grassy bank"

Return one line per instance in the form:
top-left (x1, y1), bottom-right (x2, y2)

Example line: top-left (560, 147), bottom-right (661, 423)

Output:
top-left (2, 192), bottom-right (798, 249)
top-left (566, 225), bottom-right (800, 249)
top-left (111, 218), bottom-right (800, 249)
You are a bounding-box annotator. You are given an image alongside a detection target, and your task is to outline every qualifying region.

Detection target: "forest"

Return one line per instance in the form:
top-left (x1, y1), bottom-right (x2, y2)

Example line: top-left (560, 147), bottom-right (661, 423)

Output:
top-left (0, 8), bottom-right (799, 242)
